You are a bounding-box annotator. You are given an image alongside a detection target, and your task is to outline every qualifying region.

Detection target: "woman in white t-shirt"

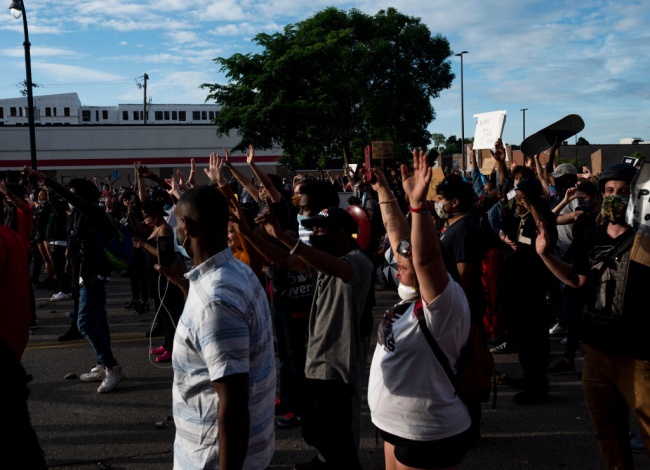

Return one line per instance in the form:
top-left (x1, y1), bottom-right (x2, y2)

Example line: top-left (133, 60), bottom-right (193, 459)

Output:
top-left (368, 154), bottom-right (471, 470)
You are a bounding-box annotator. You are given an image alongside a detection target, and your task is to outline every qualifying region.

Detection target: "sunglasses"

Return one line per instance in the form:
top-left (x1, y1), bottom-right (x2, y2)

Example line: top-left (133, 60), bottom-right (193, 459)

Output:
top-left (397, 239), bottom-right (412, 259)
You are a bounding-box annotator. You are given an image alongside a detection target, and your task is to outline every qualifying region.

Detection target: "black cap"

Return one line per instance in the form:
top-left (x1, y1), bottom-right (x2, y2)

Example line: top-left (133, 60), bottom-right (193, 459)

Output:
top-left (301, 206), bottom-right (358, 235)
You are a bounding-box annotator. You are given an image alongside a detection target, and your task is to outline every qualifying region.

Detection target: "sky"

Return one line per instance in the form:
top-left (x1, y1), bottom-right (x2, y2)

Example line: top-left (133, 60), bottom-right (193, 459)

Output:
top-left (1, 0), bottom-right (650, 149)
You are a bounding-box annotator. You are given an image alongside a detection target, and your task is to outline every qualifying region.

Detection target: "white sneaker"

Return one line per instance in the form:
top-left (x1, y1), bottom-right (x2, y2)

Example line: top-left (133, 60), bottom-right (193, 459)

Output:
top-left (80, 365), bottom-right (106, 382)
top-left (97, 364), bottom-right (125, 393)
top-left (549, 322), bottom-right (568, 336)
top-left (51, 292), bottom-right (72, 302)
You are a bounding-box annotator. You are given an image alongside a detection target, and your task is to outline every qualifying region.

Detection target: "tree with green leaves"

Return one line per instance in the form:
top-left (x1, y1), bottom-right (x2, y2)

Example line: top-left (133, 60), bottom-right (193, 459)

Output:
top-left (202, 7), bottom-right (454, 167)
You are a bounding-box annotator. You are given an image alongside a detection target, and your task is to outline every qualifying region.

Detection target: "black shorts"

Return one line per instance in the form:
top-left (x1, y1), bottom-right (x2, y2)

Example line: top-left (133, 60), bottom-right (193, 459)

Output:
top-left (379, 428), bottom-right (470, 469)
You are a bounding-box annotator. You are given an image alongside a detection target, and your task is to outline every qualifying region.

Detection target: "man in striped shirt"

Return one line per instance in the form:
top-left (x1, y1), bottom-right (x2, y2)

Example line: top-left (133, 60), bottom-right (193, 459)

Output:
top-left (169, 185), bottom-right (276, 470)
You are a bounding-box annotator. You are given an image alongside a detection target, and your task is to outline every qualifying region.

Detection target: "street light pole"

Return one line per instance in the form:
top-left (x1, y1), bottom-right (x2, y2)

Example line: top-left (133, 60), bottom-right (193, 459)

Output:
top-left (520, 108), bottom-right (528, 142)
top-left (10, 0), bottom-right (37, 170)
top-left (455, 51), bottom-right (468, 167)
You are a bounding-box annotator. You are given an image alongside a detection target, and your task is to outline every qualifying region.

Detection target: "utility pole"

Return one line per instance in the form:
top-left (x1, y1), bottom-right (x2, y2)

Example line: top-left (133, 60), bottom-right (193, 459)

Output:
top-left (520, 108), bottom-right (528, 142)
top-left (142, 73), bottom-right (148, 125)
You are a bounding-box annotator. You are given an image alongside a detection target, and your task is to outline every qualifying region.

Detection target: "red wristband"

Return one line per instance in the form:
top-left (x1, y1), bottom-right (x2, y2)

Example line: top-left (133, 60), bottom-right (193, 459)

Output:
top-left (409, 202), bottom-right (429, 213)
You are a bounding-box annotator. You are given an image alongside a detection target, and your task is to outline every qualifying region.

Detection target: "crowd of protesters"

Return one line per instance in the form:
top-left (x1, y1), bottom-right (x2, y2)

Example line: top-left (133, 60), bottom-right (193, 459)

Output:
top-left (2, 138), bottom-right (649, 469)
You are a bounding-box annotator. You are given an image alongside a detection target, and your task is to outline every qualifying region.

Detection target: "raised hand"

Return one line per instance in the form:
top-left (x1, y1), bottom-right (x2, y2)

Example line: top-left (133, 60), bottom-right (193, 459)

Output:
top-left (188, 158), bottom-right (197, 187)
top-left (491, 138), bottom-right (505, 162)
top-left (229, 198), bottom-right (251, 236)
top-left (223, 148), bottom-right (232, 167)
top-left (246, 145), bottom-right (255, 166)
top-left (204, 152), bottom-right (220, 184)
top-left (535, 220), bottom-right (551, 256)
top-left (21, 166), bottom-right (47, 182)
top-left (254, 202), bottom-right (282, 239)
top-left (401, 149), bottom-right (431, 207)
top-left (176, 169), bottom-right (187, 187)
top-left (370, 167), bottom-right (390, 193)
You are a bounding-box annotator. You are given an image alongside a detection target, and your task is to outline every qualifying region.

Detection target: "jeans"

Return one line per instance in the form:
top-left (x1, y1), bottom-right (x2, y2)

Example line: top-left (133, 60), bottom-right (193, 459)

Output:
top-left (581, 343), bottom-right (650, 469)
top-left (77, 281), bottom-right (117, 368)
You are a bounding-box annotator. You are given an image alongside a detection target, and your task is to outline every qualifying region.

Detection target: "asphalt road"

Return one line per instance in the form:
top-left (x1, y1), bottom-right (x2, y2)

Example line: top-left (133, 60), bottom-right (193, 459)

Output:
top-left (22, 275), bottom-right (650, 470)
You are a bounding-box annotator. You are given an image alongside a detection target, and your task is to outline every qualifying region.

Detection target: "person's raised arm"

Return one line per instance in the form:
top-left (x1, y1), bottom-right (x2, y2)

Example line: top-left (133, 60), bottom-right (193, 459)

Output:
top-left (246, 145), bottom-right (282, 204)
top-left (230, 199), bottom-right (309, 275)
top-left (534, 155), bottom-right (551, 199)
top-left (401, 150), bottom-right (449, 304)
top-left (253, 204), bottom-right (352, 281)
top-left (535, 220), bottom-right (586, 289)
top-left (164, 177), bottom-right (184, 202)
top-left (176, 169), bottom-right (189, 193)
top-left (225, 148), bottom-right (259, 203)
top-left (491, 138), bottom-right (507, 188)
top-left (136, 163), bottom-right (148, 203)
top-left (545, 138), bottom-right (561, 176)
top-left (188, 158), bottom-right (197, 188)
top-left (0, 180), bottom-right (30, 214)
top-left (370, 167), bottom-right (409, 255)
top-left (552, 185), bottom-right (578, 216)
top-left (468, 142), bottom-right (485, 197)
top-left (135, 164), bottom-right (172, 191)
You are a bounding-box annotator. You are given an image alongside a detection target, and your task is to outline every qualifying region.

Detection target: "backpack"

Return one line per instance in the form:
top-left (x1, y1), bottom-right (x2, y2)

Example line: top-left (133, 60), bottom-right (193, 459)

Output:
top-left (414, 299), bottom-right (496, 407)
top-left (102, 213), bottom-right (134, 275)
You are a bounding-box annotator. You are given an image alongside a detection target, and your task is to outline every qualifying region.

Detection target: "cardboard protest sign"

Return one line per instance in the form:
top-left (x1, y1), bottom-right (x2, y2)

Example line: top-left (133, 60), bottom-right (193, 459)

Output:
top-left (591, 149), bottom-right (602, 174)
top-left (372, 141), bottom-right (393, 160)
top-left (426, 166), bottom-right (446, 201)
top-left (626, 162), bottom-right (650, 267)
top-left (473, 110), bottom-right (507, 150)
top-left (480, 149), bottom-right (496, 175)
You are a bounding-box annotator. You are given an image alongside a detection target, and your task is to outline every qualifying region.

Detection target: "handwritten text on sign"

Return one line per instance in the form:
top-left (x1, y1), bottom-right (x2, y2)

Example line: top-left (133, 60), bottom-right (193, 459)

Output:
top-left (473, 110), bottom-right (507, 150)
top-left (372, 141), bottom-right (393, 159)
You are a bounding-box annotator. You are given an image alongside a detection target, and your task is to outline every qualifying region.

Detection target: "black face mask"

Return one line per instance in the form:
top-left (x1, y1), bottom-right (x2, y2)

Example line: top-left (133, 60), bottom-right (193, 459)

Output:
top-left (309, 233), bottom-right (338, 254)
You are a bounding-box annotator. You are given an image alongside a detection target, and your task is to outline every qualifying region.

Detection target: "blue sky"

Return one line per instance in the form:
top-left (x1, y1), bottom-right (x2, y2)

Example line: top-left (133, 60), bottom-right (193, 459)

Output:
top-left (1, 0), bottom-right (649, 148)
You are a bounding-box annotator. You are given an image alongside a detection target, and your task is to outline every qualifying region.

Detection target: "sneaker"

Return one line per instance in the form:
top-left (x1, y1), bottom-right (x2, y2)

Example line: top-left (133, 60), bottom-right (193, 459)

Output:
top-left (293, 455), bottom-right (329, 470)
top-left (631, 432), bottom-right (646, 453)
top-left (277, 412), bottom-right (302, 429)
top-left (51, 291), bottom-right (72, 302)
top-left (97, 364), bottom-right (125, 393)
top-left (489, 341), bottom-right (518, 354)
top-left (155, 350), bottom-right (172, 363)
top-left (80, 365), bottom-right (106, 382)
top-left (150, 345), bottom-right (167, 356)
top-left (549, 322), bottom-right (568, 336)
top-left (547, 359), bottom-right (575, 375)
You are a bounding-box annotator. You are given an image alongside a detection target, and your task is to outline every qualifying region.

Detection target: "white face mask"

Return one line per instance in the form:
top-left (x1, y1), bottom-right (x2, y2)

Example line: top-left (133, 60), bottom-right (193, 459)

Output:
top-left (397, 282), bottom-right (419, 302)
top-left (434, 201), bottom-right (448, 220)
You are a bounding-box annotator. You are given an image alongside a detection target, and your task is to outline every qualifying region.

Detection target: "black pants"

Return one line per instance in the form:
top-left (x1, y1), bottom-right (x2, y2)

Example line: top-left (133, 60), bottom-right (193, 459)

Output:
top-left (301, 379), bottom-right (361, 470)
top-left (0, 339), bottom-right (47, 469)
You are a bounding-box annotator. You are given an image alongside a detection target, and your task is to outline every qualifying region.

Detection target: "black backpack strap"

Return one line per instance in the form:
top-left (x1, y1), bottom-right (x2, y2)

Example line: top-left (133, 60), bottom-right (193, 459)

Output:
top-left (413, 299), bottom-right (459, 393)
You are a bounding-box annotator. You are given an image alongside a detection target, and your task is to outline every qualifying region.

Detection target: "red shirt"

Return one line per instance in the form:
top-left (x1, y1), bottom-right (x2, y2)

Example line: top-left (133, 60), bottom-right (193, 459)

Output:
top-left (0, 226), bottom-right (31, 359)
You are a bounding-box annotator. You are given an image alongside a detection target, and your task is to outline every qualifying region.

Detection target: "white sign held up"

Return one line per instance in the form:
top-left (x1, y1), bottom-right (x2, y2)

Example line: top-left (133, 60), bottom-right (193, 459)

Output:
top-left (473, 110), bottom-right (507, 150)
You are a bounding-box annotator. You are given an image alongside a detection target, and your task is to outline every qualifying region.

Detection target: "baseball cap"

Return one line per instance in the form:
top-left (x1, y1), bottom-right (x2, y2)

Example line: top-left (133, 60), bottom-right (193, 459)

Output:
top-left (550, 163), bottom-right (578, 178)
top-left (301, 206), bottom-right (358, 235)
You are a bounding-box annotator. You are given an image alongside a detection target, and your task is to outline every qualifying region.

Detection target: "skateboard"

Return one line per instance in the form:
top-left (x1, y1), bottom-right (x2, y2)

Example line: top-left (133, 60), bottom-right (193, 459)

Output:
top-left (520, 114), bottom-right (585, 157)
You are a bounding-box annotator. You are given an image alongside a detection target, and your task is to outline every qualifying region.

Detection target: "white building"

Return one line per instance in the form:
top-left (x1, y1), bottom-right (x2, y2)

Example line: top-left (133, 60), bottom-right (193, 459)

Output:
top-left (0, 93), bottom-right (282, 181)
top-left (0, 92), bottom-right (220, 126)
